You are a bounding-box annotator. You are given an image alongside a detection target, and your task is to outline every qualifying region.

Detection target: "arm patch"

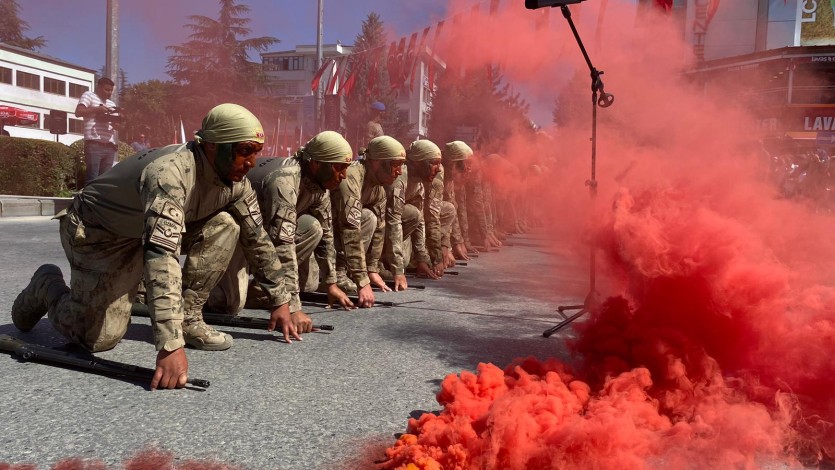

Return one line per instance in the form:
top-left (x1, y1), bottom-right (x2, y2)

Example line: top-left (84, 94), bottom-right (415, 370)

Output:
top-left (346, 196), bottom-right (362, 228)
top-left (245, 192), bottom-right (264, 227)
top-left (147, 199), bottom-right (183, 253)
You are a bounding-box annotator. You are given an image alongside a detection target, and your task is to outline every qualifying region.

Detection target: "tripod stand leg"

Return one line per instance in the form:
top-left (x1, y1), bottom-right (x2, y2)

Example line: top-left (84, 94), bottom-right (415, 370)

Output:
top-left (542, 309), bottom-right (588, 338)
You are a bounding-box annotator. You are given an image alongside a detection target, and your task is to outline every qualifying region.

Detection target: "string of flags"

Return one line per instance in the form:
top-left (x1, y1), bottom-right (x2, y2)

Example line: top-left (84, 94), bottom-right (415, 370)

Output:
top-left (308, 0), bottom-right (551, 98)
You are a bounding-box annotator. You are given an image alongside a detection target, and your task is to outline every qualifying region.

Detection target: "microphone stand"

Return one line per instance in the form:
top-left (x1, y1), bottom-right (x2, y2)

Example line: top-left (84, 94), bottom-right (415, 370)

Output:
top-left (543, 4), bottom-right (614, 337)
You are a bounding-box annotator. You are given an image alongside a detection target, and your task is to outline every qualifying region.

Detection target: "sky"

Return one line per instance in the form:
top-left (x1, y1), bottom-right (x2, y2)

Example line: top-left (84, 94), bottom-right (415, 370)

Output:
top-left (18, 0), bottom-right (450, 83)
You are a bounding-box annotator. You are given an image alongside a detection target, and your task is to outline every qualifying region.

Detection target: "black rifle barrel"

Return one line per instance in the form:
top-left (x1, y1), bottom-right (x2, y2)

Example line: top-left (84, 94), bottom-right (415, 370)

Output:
top-left (131, 304), bottom-right (335, 331)
top-left (0, 335), bottom-right (210, 388)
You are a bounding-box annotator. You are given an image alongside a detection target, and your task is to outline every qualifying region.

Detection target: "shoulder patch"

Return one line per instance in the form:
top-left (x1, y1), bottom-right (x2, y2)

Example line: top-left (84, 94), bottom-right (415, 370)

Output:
top-left (345, 196), bottom-right (362, 228)
top-left (148, 200), bottom-right (183, 253)
top-left (245, 192), bottom-right (263, 226)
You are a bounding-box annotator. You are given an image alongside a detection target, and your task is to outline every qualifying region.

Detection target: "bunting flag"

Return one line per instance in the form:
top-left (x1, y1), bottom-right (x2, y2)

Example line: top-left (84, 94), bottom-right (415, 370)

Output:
top-left (490, 0), bottom-right (500, 15)
top-left (427, 20), bottom-right (445, 94)
top-left (706, 0), bottom-right (721, 25)
top-left (311, 59), bottom-right (334, 92)
top-left (410, 26), bottom-right (431, 91)
top-left (388, 37), bottom-right (407, 91)
top-left (341, 65), bottom-right (358, 97)
top-left (326, 56), bottom-right (345, 95)
top-left (398, 32), bottom-right (419, 92)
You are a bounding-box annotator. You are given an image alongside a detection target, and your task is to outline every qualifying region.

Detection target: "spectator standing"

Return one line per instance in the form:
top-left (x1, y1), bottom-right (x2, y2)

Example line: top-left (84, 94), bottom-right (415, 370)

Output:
top-left (75, 77), bottom-right (119, 183)
top-left (131, 134), bottom-right (150, 152)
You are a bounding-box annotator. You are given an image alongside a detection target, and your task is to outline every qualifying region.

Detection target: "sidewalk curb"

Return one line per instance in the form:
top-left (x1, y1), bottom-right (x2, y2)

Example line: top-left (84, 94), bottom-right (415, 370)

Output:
top-left (0, 196), bottom-right (72, 218)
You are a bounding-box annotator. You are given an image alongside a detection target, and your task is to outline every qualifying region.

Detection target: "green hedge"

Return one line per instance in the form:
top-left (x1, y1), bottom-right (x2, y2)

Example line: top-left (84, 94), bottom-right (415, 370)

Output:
top-left (0, 137), bottom-right (82, 197)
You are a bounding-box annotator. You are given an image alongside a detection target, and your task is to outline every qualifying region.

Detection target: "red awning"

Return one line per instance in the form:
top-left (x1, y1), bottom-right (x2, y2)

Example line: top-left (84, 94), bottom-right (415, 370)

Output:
top-left (0, 105), bottom-right (39, 126)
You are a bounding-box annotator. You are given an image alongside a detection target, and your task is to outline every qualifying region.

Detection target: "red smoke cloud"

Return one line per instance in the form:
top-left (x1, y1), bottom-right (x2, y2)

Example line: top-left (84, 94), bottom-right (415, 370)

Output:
top-left (379, 0), bottom-right (835, 468)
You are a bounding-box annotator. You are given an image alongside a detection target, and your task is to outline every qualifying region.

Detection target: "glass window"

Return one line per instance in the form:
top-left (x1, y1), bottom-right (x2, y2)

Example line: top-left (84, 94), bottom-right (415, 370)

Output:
top-left (69, 83), bottom-right (89, 98)
top-left (16, 70), bottom-right (40, 90)
top-left (68, 118), bottom-right (84, 134)
top-left (44, 77), bottom-right (66, 96)
top-left (0, 66), bottom-right (11, 85)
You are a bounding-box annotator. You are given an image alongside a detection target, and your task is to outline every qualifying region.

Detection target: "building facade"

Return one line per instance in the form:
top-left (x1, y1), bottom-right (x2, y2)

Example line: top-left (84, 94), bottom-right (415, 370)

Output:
top-left (644, 0), bottom-right (835, 144)
top-left (261, 42), bottom-right (444, 148)
top-left (0, 43), bottom-right (96, 144)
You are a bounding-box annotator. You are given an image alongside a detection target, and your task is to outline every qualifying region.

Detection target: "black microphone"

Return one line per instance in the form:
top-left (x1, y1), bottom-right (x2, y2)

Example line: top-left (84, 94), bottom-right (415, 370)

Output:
top-left (525, 0), bottom-right (585, 9)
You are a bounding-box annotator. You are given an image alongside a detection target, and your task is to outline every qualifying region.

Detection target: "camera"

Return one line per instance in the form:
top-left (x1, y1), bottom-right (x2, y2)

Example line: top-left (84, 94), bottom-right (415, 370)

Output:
top-left (104, 106), bottom-right (122, 124)
top-left (525, 0), bottom-right (585, 9)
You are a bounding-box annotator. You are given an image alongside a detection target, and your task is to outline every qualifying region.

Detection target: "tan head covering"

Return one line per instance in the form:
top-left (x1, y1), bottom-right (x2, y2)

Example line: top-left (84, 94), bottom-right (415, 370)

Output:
top-left (195, 103), bottom-right (265, 144)
top-left (443, 141), bottom-right (473, 161)
top-left (407, 139), bottom-right (441, 162)
top-left (365, 135), bottom-right (406, 161)
top-left (299, 131), bottom-right (353, 163)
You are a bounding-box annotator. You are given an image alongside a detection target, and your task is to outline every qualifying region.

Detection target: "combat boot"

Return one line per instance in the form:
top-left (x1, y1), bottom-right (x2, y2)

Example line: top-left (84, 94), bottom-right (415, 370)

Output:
top-left (12, 264), bottom-right (69, 332)
top-left (182, 289), bottom-right (233, 351)
top-left (334, 270), bottom-right (357, 296)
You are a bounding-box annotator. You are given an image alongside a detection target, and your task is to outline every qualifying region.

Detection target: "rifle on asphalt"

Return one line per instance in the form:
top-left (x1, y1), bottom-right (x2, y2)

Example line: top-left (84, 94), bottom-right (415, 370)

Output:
top-left (0, 334), bottom-right (210, 389)
top-left (130, 303), bottom-right (337, 330)
top-left (299, 291), bottom-right (395, 306)
top-left (406, 268), bottom-right (458, 276)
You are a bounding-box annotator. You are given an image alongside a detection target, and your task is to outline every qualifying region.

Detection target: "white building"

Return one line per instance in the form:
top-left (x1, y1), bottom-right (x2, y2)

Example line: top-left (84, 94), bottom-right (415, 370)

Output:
top-left (0, 43), bottom-right (96, 145)
top-left (261, 42), bottom-right (444, 144)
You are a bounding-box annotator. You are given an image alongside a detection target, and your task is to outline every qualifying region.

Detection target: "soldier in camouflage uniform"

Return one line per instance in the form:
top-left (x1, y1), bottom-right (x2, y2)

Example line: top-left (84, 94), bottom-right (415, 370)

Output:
top-left (208, 131), bottom-right (356, 329)
top-left (441, 141), bottom-right (475, 261)
top-left (382, 140), bottom-right (443, 290)
top-left (10, 104), bottom-right (297, 390)
top-left (331, 135), bottom-right (406, 307)
top-left (434, 165), bottom-right (460, 269)
top-left (463, 153), bottom-right (503, 251)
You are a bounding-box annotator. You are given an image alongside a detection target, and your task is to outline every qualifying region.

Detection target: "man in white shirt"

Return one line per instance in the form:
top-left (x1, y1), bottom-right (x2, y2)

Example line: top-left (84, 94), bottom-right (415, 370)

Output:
top-left (75, 77), bottom-right (119, 184)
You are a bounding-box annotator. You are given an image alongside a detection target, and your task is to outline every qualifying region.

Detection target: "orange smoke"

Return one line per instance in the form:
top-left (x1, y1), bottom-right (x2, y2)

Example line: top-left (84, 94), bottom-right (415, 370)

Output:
top-left (379, 0), bottom-right (835, 467)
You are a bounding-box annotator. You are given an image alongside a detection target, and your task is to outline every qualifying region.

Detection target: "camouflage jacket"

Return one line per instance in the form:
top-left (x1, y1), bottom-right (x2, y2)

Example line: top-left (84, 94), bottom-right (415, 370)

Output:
top-left (330, 160), bottom-right (387, 287)
top-left (246, 157), bottom-right (337, 312)
top-left (403, 167), bottom-right (444, 265)
top-left (77, 142), bottom-right (289, 351)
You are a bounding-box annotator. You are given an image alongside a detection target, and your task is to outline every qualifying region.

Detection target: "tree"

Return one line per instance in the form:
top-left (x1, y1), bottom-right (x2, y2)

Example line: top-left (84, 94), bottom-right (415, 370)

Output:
top-left (118, 80), bottom-right (183, 147)
top-left (427, 65), bottom-right (530, 150)
top-left (166, 0), bottom-right (278, 112)
top-left (0, 0), bottom-right (46, 50)
top-left (342, 12), bottom-right (413, 150)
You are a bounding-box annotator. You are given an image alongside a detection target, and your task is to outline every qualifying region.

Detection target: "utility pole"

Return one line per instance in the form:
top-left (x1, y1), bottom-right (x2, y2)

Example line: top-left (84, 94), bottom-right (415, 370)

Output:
top-left (105, 0), bottom-right (119, 103)
top-left (314, 0), bottom-right (324, 134)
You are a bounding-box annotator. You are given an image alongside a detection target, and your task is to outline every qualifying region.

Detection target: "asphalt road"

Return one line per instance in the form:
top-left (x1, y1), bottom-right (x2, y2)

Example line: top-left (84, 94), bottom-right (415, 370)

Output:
top-left (0, 216), bottom-right (586, 469)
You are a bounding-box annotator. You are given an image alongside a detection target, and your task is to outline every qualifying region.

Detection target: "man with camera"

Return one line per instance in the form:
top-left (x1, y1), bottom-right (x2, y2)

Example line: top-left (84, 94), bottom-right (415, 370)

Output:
top-left (75, 77), bottom-right (120, 184)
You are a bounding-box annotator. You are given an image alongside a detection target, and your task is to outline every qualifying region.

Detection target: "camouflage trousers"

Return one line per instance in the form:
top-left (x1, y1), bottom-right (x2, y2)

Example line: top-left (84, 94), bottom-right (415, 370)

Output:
top-left (335, 207), bottom-right (377, 275)
top-left (439, 200), bottom-right (458, 249)
top-left (383, 203), bottom-right (421, 271)
top-left (49, 206), bottom-right (239, 352)
top-left (208, 214), bottom-right (323, 314)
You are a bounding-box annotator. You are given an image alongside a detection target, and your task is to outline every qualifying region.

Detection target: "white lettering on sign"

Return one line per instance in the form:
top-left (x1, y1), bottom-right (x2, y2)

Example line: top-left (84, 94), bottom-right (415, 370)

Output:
top-left (801, 0), bottom-right (818, 23)
top-left (757, 118), bottom-right (778, 132)
top-left (804, 116), bottom-right (835, 130)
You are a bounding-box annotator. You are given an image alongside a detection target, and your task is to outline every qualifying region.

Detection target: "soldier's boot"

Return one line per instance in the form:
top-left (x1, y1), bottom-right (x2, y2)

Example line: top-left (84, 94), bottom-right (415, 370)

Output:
top-left (181, 289), bottom-right (233, 351)
top-left (377, 262), bottom-right (395, 281)
top-left (12, 264), bottom-right (70, 332)
top-left (333, 270), bottom-right (357, 296)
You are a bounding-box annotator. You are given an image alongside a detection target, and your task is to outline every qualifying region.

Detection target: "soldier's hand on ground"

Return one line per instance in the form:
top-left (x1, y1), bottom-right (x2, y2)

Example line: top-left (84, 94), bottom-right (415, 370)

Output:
top-left (432, 261), bottom-right (446, 278)
top-left (368, 272), bottom-right (392, 292)
top-left (268, 303), bottom-right (302, 343)
top-left (453, 243), bottom-right (471, 260)
top-left (415, 262), bottom-right (438, 280)
top-left (326, 283), bottom-right (355, 310)
top-left (481, 237), bottom-right (495, 252)
top-left (152, 347), bottom-right (189, 390)
top-left (393, 274), bottom-right (409, 291)
top-left (290, 310), bottom-right (314, 334)
top-left (357, 284), bottom-right (375, 308)
top-left (489, 232), bottom-right (503, 247)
